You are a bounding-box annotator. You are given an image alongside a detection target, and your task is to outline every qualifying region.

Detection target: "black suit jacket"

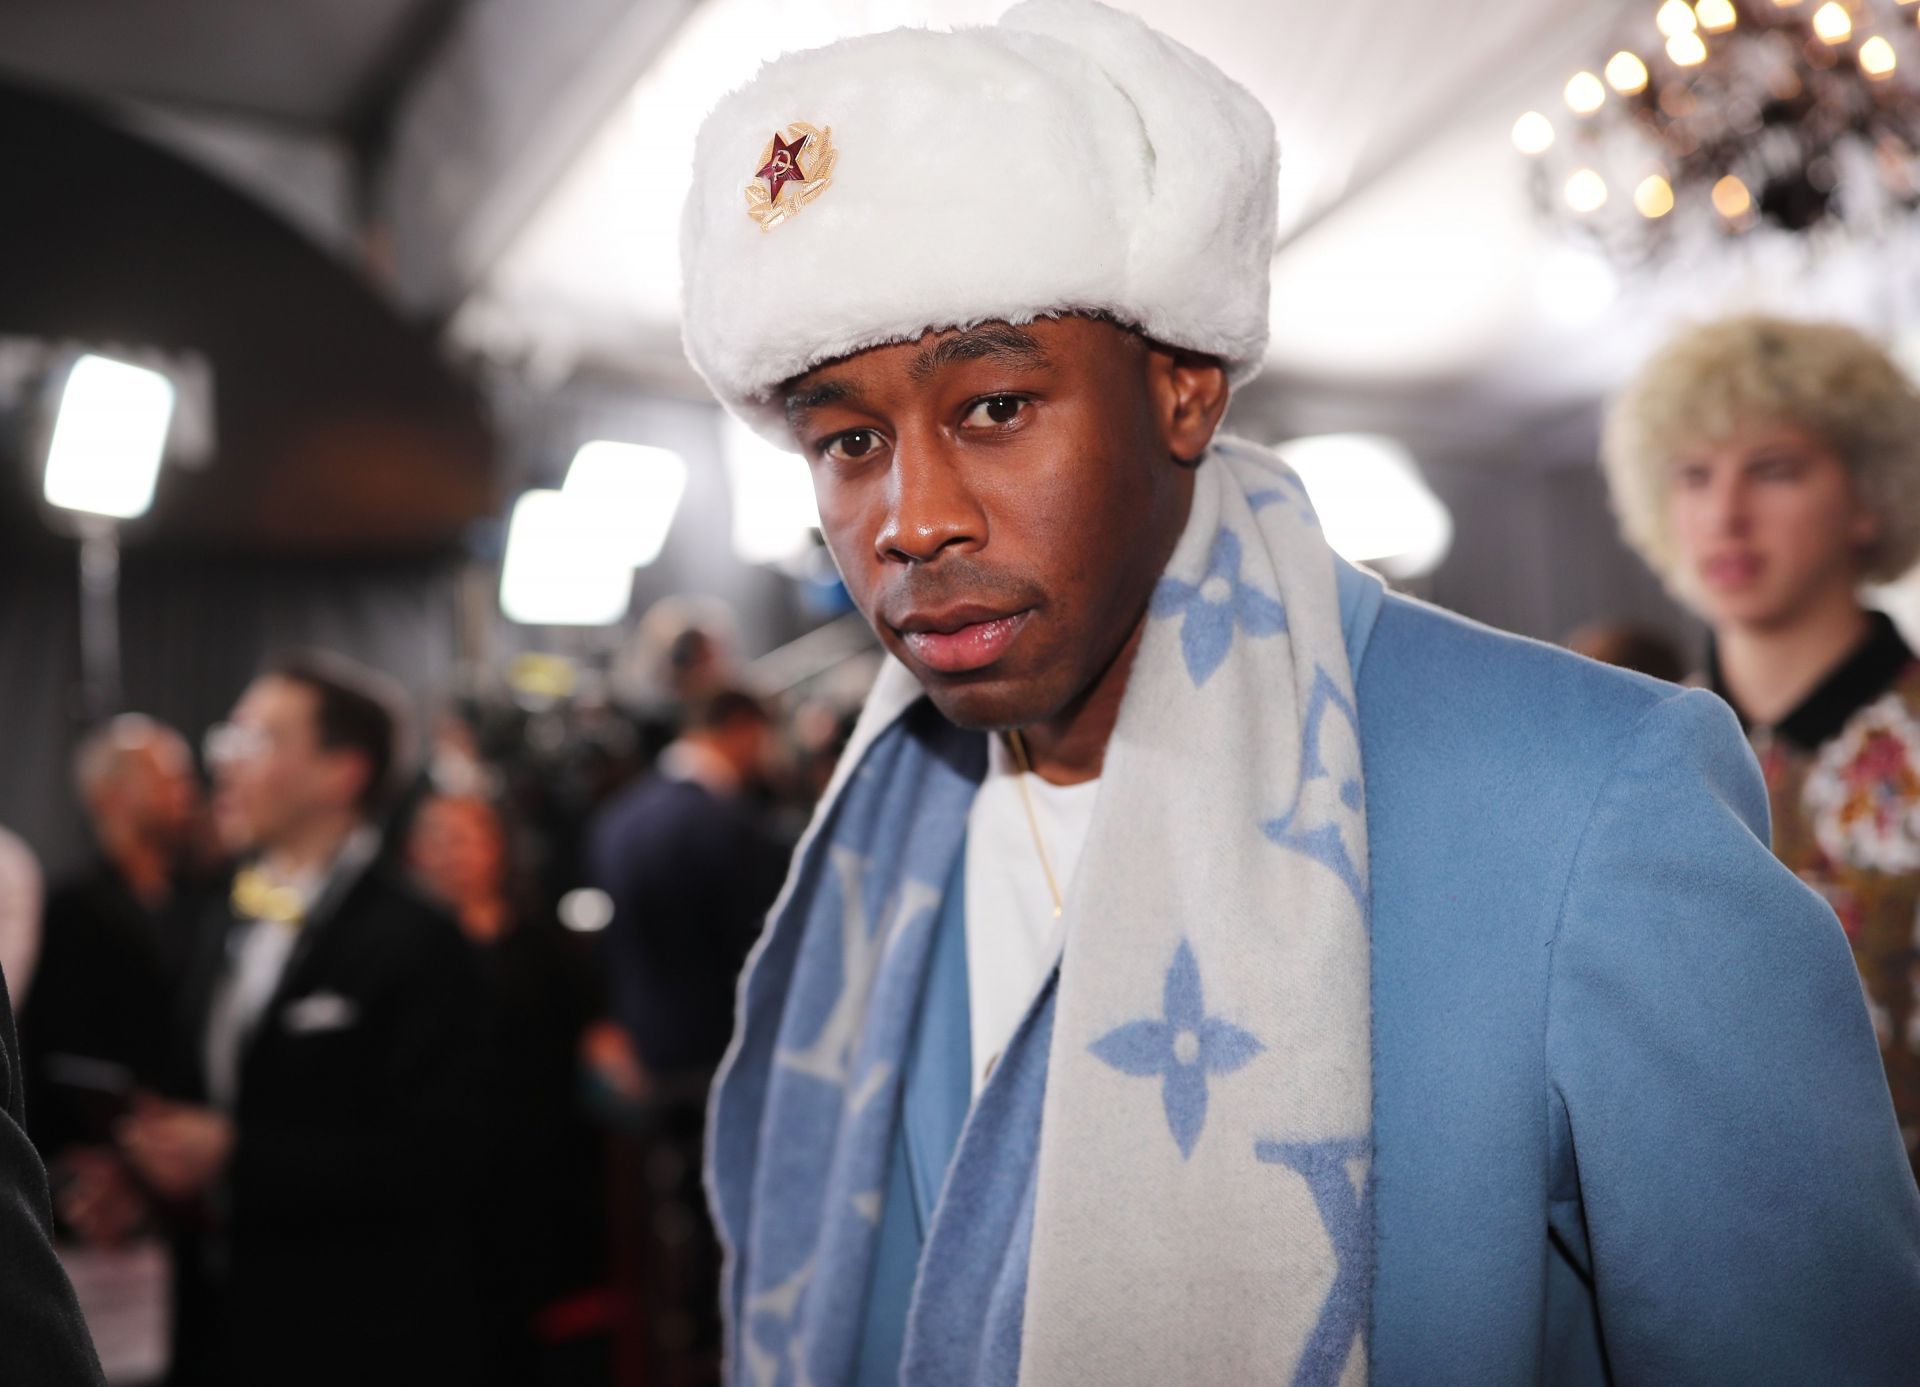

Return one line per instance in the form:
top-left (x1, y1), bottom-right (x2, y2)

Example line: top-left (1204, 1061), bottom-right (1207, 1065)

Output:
top-left (22, 862), bottom-right (201, 1159)
top-left (166, 862), bottom-right (488, 1387)
top-left (0, 965), bottom-right (106, 1385)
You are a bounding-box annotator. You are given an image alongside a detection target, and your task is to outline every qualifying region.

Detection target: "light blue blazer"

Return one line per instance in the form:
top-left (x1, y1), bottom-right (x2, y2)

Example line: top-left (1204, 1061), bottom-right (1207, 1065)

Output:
top-left (1352, 565), bottom-right (1920, 1381)
top-left (842, 559), bottom-right (1920, 1383)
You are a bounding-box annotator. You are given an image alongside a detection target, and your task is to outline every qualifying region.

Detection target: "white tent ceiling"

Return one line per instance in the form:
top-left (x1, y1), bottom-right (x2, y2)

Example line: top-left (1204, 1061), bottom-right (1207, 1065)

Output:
top-left (453, 0), bottom-right (1920, 419)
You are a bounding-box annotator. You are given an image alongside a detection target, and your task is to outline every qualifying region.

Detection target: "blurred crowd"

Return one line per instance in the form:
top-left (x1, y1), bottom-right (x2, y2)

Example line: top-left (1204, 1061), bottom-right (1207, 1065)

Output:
top-left (0, 604), bottom-right (863, 1387)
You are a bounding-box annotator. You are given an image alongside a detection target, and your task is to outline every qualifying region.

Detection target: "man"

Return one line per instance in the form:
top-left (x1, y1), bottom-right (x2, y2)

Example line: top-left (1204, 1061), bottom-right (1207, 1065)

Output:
top-left (24, 716), bottom-right (207, 1164)
top-left (1602, 315), bottom-right (1920, 1181)
top-left (105, 652), bottom-right (487, 1387)
top-left (681, 4), bottom-right (1920, 1385)
top-left (589, 689), bottom-right (787, 1377)
top-left (590, 687), bottom-right (788, 1081)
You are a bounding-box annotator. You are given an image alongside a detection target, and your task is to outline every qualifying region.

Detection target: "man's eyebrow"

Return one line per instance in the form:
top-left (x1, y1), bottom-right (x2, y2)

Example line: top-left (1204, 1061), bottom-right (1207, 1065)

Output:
top-left (907, 324), bottom-right (1050, 383)
top-left (784, 379), bottom-right (856, 427)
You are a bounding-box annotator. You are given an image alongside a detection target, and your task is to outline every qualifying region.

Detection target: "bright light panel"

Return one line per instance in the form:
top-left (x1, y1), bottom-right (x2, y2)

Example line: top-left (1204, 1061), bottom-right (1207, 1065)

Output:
top-left (499, 489), bottom-right (636, 626)
top-left (722, 416), bottom-right (820, 564)
top-left (562, 441), bottom-right (688, 568)
top-left (1277, 434), bottom-right (1454, 579)
top-left (44, 355), bottom-right (176, 519)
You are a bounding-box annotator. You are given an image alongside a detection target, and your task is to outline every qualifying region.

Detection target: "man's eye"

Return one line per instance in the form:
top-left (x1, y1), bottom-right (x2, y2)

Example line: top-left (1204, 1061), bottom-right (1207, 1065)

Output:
top-left (823, 429), bottom-right (883, 462)
top-left (961, 395), bottom-right (1027, 428)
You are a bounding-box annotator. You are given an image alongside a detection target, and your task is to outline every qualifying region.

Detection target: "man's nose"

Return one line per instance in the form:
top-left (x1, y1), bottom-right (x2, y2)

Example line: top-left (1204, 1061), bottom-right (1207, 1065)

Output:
top-left (1705, 472), bottom-right (1751, 536)
top-left (873, 435), bottom-right (985, 566)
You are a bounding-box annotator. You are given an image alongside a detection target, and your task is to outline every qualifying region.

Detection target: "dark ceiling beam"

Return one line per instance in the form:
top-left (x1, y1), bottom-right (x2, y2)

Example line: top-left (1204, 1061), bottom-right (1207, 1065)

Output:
top-left (340, 0), bottom-right (475, 176)
top-left (368, 0), bottom-right (700, 320)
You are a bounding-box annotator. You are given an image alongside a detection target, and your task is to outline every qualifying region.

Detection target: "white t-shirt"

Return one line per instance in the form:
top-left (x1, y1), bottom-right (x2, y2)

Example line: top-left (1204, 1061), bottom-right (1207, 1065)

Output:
top-left (963, 735), bottom-right (1100, 1098)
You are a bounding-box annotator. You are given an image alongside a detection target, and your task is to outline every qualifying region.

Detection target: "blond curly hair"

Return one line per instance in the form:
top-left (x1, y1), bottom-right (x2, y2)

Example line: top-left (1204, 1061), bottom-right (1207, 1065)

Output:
top-left (1600, 314), bottom-right (1920, 586)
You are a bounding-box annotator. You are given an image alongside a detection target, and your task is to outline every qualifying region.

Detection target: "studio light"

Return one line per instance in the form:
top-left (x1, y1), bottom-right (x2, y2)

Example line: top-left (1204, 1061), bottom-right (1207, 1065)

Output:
top-left (1276, 434), bottom-right (1454, 580)
top-left (499, 489), bottom-right (637, 626)
top-left (43, 354), bottom-right (176, 520)
top-left (722, 416), bottom-right (821, 565)
top-left (561, 441), bottom-right (688, 568)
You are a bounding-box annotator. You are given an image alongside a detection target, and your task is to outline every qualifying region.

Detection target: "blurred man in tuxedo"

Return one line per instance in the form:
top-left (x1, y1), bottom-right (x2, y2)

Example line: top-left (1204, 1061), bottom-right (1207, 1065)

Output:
top-left (89, 652), bottom-right (486, 1387)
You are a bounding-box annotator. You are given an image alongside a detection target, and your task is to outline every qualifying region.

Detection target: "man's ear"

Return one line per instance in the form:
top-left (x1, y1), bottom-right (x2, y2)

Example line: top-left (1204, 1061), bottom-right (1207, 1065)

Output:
top-left (1850, 496), bottom-right (1883, 551)
top-left (1148, 347), bottom-right (1231, 465)
top-left (324, 748), bottom-right (374, 815)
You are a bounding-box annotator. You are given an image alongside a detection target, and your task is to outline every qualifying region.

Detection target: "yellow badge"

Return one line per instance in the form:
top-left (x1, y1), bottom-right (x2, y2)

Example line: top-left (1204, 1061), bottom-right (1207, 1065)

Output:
top-left (745, 122), bottom-right (837, 231)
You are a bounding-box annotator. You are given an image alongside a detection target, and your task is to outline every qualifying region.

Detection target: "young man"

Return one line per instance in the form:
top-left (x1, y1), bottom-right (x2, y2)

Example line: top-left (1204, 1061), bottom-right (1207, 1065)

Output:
top-left (590, 689), bottom-right (787, 1082)
top-left (1603, 314), bottom-right (1920, 1181)
top-left (683, 5), bottom-right (1920, 1384)
top-left (88, 653), bottom-right (488, 1387)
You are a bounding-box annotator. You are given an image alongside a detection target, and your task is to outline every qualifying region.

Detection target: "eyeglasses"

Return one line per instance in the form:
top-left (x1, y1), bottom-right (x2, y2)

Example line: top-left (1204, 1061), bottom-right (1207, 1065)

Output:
top-left (203, 722), bottom-right (270, 768)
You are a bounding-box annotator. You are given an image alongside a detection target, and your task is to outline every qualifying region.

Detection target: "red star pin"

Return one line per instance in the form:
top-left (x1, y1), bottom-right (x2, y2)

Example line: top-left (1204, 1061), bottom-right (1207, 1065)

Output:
top-left (756, 131), bottom-right (808, 200)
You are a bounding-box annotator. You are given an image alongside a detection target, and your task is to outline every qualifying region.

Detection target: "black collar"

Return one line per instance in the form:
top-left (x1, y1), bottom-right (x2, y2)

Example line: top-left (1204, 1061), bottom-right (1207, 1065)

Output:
top-left (1708, 610), bottom-right (1915, 753)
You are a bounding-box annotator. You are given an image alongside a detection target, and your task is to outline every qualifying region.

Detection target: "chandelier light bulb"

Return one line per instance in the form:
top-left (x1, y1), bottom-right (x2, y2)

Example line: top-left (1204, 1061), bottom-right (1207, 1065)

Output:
top-left (1860, 35), bottom-right (1898, 76)
top-left (1606, 51), bottom-right (1651, 93)
top-left (1773, 0), bottom-right (1805, 8)
top-left (1696, 0), bottom-right (1738, 29)
top-left (1712, 174), bottom-right (1753, 218)
top-left (1656, 0), bottom-right (1700, 37)
top-left (1667, 31), bottom-right (1709, 64)
top-left (1811, 2), bottom-right (1852, 41)
top-left (1634, 174), bottom-right (1677, 218)
top-left (1511, 111), bottom-right (1557, 155)
top-left (1565, 167), bottom-right (1610, 213)
top-left (1564, 71), bottom-right (1607, 115)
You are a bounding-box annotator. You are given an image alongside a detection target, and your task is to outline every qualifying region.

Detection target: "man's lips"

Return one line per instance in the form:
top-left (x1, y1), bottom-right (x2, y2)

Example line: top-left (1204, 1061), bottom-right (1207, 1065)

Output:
top-left (893, 606), bottom-right (1033, 674)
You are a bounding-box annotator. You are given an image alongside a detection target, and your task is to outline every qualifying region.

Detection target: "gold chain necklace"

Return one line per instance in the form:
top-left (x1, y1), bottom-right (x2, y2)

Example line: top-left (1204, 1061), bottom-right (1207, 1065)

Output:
top-left (1006, 729), bottom-right (1064, 920)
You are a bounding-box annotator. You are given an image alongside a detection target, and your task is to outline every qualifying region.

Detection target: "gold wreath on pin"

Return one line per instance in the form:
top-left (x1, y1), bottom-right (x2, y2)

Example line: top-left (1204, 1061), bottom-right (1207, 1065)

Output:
top-left (745, 122), bottom-right (837, 231)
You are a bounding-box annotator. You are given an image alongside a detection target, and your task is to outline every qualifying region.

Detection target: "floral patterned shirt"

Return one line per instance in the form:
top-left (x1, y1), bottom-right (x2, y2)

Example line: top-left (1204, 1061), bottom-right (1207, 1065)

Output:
top-left (1714, 612), bottom-right (1920, 1179)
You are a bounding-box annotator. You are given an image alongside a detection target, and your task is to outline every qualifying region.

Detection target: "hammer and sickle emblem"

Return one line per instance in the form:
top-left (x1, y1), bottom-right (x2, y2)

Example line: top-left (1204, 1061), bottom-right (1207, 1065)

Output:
top-left (745, 123), bottom-right (837, 231)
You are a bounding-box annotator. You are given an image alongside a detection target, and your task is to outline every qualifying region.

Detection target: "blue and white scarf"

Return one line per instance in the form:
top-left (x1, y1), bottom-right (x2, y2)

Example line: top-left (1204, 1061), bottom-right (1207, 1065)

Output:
top-left (710, 438), bottom-right (1373, 1386)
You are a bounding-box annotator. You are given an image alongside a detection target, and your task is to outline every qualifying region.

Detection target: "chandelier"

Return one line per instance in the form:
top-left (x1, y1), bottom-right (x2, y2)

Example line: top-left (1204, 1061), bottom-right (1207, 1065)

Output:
top-left (1516, 0), bottom-right (1920, 263)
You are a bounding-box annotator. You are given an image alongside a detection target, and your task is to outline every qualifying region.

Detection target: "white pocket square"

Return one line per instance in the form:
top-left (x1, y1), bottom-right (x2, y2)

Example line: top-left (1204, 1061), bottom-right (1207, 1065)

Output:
top-left (282, 992), bottom-right (359, 1034)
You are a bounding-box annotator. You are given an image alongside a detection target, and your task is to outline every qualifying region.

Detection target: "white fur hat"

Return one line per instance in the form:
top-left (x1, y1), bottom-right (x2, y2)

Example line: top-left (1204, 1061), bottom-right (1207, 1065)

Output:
top-left (679, 0), bottom-right (1278, 444)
